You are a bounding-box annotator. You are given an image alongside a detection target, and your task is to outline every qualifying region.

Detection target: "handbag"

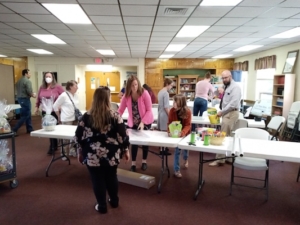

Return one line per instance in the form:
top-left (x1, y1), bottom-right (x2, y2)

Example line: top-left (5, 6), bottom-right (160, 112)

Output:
top-left (66, 92), bottom-right (82, 121)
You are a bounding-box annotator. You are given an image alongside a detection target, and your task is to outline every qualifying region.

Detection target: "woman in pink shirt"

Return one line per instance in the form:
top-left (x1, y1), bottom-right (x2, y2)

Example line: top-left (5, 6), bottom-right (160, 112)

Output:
top-left (118, 76), bottom-right (154, 172)
top-left (35, 72), bottom-right (64, 155)
top-left (193, 72), bottom-right (214, 131)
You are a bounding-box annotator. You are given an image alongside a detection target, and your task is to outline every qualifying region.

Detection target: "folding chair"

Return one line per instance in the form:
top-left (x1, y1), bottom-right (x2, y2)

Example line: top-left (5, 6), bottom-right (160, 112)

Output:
top-left (230, 128), bottom-right (270, 201)
top-left (282, 101), bottom-right (300, 142)
top-left (110, 102), bottom-right (119, 110)
top-left (231, 119), bottom-right (248, 137)
top-left (266, 116), bottom-right (285, 141)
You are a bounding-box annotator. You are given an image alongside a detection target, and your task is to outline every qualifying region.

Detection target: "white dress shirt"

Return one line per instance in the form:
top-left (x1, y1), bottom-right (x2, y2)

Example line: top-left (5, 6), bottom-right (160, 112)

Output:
top-left (53, 91), bottom-right (79, 122)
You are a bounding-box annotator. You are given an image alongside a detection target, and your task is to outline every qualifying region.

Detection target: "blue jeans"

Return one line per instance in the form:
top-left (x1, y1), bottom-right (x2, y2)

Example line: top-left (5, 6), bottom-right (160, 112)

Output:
top-left (192, 97), bottom-right (208, 131)
top-left (13, 98), bottom-right (33, 132)
top-left (173, 147), bottom-right (189, 172)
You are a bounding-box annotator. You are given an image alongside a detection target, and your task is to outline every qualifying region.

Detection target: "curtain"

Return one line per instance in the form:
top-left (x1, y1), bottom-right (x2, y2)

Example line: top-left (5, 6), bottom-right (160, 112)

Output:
top-left (233, 61), bottom-right (248, 71)
top-left (254, 55), bottom-right (276, 70)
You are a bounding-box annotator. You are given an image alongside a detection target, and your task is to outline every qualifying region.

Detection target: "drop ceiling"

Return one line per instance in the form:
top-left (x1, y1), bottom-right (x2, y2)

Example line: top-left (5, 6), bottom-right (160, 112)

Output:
top-left (0, 0), bottom-right (300, 59)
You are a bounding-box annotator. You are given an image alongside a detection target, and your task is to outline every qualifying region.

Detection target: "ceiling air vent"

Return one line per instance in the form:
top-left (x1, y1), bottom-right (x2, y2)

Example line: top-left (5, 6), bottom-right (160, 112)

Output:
top-left (164, 8), bottom-right (188, 16)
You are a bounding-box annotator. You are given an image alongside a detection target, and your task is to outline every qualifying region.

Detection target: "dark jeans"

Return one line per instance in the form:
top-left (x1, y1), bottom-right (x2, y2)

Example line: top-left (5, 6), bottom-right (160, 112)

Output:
top-left (130, 124), bottom-right (151, 161)
top-left (192, 97), bottom-right (208, 131)
top-left (42, 111), bottom-right (58, 151)
top-left (87, 166), bottom-right (118, 209)
top-left (13, 97), bottom-right (33, 132)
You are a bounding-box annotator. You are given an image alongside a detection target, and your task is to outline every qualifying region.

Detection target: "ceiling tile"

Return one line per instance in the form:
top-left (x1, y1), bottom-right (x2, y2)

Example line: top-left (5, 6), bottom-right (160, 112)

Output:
top-left (22, 14), bottom-right (61, 23)
top-left (155, 17), bottom-right (187, 26)
top-left (82, 4), bottom-right (120, 16)
top-left (279, 0), bottom-right (300, 7)
top-left (6, 22), bottom-right (41, 30)
top-left (258, 7), bottom-right (300, 18)
top-left (192, 6), bottom-right (233, 17)
top-left (120, 0), bottom-right (159, 4)
top-left (0, 14), bottom-right (29, 22)
top-left (215, 18), bottom-right (252, 26)
top-left (244, 18), bottom-right (283, 27)
top-left (153, 26), bottom-right (181, 32)
top-left (127, 36), bottom-right (149, 41)
top-left (101, 30), bottom-right (126, 36)
top-left (225, 7), bottom-right (270, 18)
top-left (127, 31), bottom-right (151, 37)
top-left (2, 3), bottom-right (49, 14)
top-left (0, 29), bottom-right (25, 35)
top-left (239, 0), bottom-right (288, 7)
top-left (0, 4), bottom-right (14, 13)
top-left (90, 16), bottom-right (123, 24)
top-left (185, 17), bottom-right (220, 25)
top-left (123, 17), bottom-right (154, 25)
top-left (47, 29), bottom-right (75, 35)
top-left (78, 0), bottom-right (118, 4)
top-left (36, 23), bottom-right (69, 29)
top-left (207, 26), bottom-right (238, 32)
top-left (160, 0), bottom-right (200, 6)
top-left (121, 5), bottom-right (157, 16)
top-left (96, 25), bottom-right (124, 31)
top-left (0, 22), bottom-right (13, 29)
top-left (151, 32), bottom-right (177, 37)
top-left (275, 19), bottom-right (300, 27)
top-left (125, 25), bottom-right (152, 32)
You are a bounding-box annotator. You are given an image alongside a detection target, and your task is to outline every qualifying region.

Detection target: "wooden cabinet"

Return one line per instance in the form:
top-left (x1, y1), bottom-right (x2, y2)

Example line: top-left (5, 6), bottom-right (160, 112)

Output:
top-left (272, 74), bottom-right (295, 118)
top-left (177, 75), bottom-right (199, 100)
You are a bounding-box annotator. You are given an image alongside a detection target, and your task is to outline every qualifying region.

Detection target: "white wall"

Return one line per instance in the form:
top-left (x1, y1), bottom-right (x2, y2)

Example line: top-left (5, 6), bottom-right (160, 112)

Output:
top-left (28, 57), bottom-right (144, 111)
top-left (234, 42), bottom-right (300, 101)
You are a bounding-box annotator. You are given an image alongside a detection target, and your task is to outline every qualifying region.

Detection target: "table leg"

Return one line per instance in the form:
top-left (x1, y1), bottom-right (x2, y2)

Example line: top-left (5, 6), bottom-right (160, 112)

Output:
top-left (157, 147), bottom-right (170, 193)
top-left (46, 139), bottom-right (71, 177)
top-left (194, 152), bottom-right (205, 200)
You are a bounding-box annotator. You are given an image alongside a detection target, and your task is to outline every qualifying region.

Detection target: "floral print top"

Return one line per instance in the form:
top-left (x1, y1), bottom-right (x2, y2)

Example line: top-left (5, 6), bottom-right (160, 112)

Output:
top-left (74, 110), bottom-right (130, 167)
top-left (132, 99), bottom-right (141, 127)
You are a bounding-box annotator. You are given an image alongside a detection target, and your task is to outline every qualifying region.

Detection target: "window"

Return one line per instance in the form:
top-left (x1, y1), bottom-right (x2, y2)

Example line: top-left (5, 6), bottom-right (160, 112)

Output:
top-left (255, 69), bottom-right (275, 100)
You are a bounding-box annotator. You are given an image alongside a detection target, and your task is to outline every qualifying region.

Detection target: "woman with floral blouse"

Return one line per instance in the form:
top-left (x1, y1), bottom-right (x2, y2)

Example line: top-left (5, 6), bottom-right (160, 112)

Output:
top-left (75, 86), bottom-right (130, 214)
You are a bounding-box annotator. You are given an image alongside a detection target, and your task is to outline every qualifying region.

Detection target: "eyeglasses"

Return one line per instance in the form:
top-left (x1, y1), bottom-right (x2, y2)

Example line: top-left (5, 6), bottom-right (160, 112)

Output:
top-left (221, 76), bottom-right (230, 80)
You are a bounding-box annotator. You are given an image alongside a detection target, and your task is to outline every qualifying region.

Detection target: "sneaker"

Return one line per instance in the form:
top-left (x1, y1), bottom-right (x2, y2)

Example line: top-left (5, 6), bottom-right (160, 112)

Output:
top-left (62, 156), bottom-right (67, 161)
top-left (69, 148), bottom-right (77, 157)
top-left (174, 171), bottom-right (182, 178)
top-left (209, 161), bottom-right (219, 167)
top-left (183, 160), bottom-right (189, 169)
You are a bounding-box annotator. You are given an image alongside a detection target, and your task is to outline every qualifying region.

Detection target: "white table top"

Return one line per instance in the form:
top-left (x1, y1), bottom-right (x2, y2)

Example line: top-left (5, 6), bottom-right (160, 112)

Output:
top-left (191, 116), bottom-right (265, 128)
top-left (178, 135), bottom-right (300, 163)
top-left (127, 129), bottom-right (182, 148)
top-left (6, 104), bottom-right (21, 111)
top-left (31, 125), bottom-right (76, 139)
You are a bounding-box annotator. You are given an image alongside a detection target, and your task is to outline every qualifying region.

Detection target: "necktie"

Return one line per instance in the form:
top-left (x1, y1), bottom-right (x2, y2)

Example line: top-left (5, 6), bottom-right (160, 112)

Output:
top-left (219, 85), bottom-right (227, 110)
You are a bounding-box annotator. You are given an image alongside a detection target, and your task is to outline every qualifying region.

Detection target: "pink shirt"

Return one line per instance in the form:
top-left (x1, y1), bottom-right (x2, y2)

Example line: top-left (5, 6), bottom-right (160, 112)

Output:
top-left (195, 80), bottom-right (214, 100)
top-left (36, 84), bottom-right (65, 111)
top-left (118, 90), bottom-right (154, 127)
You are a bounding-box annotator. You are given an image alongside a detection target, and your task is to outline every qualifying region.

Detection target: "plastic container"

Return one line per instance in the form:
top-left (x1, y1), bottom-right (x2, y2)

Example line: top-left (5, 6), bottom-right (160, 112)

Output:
top-left (276, 98), bottom-right (283, 106)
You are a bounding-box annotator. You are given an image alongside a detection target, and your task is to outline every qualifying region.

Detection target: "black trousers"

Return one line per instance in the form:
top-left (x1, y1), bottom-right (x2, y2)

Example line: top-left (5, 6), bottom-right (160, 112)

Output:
top-left (87, 165), bottom-right (118, 209)
top-left (42, 111), bottom-right (58, 150)
top-left (130, 124), bottom-right (151, 161)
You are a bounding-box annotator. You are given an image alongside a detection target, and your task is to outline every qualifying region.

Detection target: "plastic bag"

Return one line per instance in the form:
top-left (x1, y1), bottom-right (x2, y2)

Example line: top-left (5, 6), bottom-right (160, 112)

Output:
top-left (168, 121), bottom-right (182, 138)
top-left (0, 118), bottom-right (11, 134)
top-left (42, 114), bottom-right (57, 131)
top-left (41, 97), bottom-right (54, 115)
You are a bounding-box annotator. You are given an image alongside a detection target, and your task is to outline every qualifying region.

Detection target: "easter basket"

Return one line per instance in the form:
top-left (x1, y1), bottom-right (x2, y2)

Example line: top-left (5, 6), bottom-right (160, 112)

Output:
top-left (210, 136), bottom-right (226, 145)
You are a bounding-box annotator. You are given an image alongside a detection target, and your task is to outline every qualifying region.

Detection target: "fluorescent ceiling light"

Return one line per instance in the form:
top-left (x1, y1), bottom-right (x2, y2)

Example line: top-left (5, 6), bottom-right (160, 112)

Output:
top-left (27, 49), bottom-right (53, 54)
top-left (200, 0), bottom-right (242, 6)
top-left (212, 54), bottom-right (233, 59)
top-left (86, 65), bottom-right (112, 72)
top-left (159, 54), bottom-right (174, 58)
top-left (270, 27), bottom-right (300, 38)
top-left (43, 4), bottom-right (91, 24)
top-left (31, 34), bottom-right (66, 44)
top-left (165, 44), bottom-right (186, 52)
top-left (0, 54), bottom-right (7, 57)
top-left (233, 45), bottom-right (263, 52)
top-left (176, 26), bottom-right (210, 38)
top-left (96, 50), bottom-right (115, 55)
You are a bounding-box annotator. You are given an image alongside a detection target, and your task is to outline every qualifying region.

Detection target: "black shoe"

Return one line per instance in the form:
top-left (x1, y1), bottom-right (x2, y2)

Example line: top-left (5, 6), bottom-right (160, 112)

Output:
top-left (95, 204), bottom-right (107, 214)
top-left (159, 150), bottom-right (171, 155)
top-left (13, 132), bottom-right (18, 137)
top-left (108, 199), bottom-right (119, 208)
top-left (27, 130), bottom-right (33, 134)
top-left (130, 165), bottom-right (136, 172)
top-left (141, 163), bottom-right (147, 171)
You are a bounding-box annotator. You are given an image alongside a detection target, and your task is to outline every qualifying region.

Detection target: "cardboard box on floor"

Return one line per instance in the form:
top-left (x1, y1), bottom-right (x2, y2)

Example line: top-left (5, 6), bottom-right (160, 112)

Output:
top-left (117, 168), bottom-right (156, 189)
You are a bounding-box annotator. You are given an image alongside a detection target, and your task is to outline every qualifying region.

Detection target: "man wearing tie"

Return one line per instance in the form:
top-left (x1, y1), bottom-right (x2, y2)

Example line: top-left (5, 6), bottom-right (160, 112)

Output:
top-left (209, 70), bottom-right (242, 166)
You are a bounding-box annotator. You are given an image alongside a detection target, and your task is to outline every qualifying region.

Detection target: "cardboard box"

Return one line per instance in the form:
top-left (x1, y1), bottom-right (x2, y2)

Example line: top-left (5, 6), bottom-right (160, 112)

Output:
top-left (117, 168), bottom-right (156, 189)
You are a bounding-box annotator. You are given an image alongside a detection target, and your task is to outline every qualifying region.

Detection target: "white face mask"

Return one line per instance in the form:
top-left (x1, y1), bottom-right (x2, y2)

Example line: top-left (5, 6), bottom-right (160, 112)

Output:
top-left (45, 77), bottom-right (52, 84)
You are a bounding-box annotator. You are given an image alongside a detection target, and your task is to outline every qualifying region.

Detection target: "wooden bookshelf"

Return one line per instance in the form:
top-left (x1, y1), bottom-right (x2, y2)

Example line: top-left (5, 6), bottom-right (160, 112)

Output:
top-left (177, 75), bottom-right (199, 99)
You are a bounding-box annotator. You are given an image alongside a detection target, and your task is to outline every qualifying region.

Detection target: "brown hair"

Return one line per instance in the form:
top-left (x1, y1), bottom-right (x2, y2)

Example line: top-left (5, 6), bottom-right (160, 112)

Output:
top-left (174, 94), bottom-right (189, 119)
top-left (125, 75), bottom-right (144, 97)
top-left (205, 71), bottom-right (211, 79)
top-left (89, 86), bottom-right (111, 132)
top-left (66, 80), bottom-right (77, 91)
top-left (164, 78), bottom-right (173, 87)
top-left (41, 72), bottom-right (57, 89)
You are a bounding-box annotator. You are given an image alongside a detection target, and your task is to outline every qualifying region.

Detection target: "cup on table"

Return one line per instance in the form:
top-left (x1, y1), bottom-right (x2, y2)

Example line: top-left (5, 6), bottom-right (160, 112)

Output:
top-left (203, 135), bottom-right (210, 146)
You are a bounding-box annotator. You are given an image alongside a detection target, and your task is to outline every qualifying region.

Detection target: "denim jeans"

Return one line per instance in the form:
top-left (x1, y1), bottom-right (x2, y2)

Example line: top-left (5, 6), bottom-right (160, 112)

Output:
top-left (192, 97), bottom-right (208, 131)
top-left (13, 97), bottom-right (33, 132)
top-left (173, 147), bottom-right (189, 172)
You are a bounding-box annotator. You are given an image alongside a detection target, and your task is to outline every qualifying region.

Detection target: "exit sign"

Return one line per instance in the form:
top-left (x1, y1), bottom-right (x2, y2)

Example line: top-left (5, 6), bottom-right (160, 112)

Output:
top-left (95, 58), bottom-right (102, 63)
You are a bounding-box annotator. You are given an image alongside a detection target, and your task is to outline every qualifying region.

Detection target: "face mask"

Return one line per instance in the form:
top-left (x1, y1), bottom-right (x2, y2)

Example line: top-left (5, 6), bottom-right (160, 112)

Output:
top-left (45, 77), bottom-right (52, 83)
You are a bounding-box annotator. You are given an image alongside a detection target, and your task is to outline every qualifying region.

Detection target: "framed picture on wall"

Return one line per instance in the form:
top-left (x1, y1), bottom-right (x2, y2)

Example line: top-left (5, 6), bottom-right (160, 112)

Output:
top-left (282, 50), bottom-right (299, 74)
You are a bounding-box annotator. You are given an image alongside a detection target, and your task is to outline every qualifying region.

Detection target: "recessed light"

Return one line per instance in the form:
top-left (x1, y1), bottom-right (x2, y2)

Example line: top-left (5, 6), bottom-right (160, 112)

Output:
top-left (165, 44), bottom-right (186, 52)
top-left (200, 0), bottom-right (243, 6)
top-left (270, 27), bottom-right (300, 38)
top-left (31, 34), bottom-right (66, 44)
top-left (27, 49), bottom-right (53, 54)
top-left (42, 4), bottom-right (91, 24)
top-left (159, 54), bottom-right (174, 58)
top-left (233, 45), bottom-right (263, 52)
top-left (96, 50), bottom-right (115, 55)
top-left (0, 54), bottom-right (7, 57)
top-left (176, 26), bottom-right (210, 38)
top-left (212, 54), bottom-right (233, 58)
